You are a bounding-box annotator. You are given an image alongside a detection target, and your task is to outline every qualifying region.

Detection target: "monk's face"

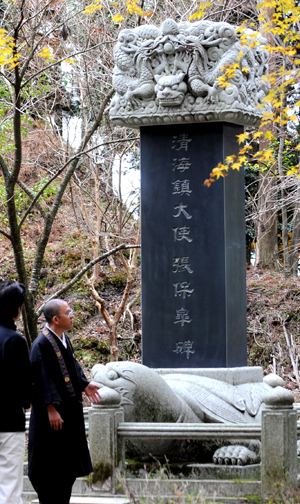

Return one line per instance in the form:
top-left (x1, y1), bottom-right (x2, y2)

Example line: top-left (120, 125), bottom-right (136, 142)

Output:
top-left (56, 301), bottom-right (74, 331)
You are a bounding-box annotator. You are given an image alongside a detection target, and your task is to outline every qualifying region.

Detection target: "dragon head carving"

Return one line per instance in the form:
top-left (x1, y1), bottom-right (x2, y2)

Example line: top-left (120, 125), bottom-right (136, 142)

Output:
top-left (154, 73), bottom-right (187, 107)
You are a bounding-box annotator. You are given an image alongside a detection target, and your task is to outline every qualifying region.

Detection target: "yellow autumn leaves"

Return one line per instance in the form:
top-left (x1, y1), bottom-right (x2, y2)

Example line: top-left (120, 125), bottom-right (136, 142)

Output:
top-left (204, 0), bottom-right (300, 187)
top-left (204, 139), bottom-right (253, 187)
top-left (0, 29), bottom-right (20, 69)
top-left (1, 0), bottom-right (152, 70)
top-left (189, 2), bottom-right (214, 21)
top-left (204, 130), bottom-right (300, 187)
top-left (0, 30), bottom-right (76, 69)
top-left (82, 0), bottom-right (153, 23)
top-left (204, 131), bottom-right (298, 187)
top-left (83, 0), bottom-right (103, 14)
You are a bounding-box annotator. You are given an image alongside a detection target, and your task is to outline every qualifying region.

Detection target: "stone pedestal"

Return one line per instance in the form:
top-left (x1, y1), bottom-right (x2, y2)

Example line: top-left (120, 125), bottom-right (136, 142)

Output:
top-left (141, 122), bottom-right (247, 368)
top-left (88, 403), bottom-right (124, 493)
top-left (261, 387), bottom-right (297, 495)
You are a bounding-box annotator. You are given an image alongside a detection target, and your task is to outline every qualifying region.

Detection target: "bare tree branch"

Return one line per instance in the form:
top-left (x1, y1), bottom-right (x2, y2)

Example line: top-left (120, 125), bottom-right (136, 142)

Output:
top-left (36, 243), bottom-right (140, 316)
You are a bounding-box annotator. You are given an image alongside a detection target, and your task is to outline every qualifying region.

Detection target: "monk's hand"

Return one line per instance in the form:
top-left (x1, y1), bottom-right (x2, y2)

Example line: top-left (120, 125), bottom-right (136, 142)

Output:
top-left (85, 383), bottom-right (101, 403)
top-left (47, 404), bottom-right (64, 430)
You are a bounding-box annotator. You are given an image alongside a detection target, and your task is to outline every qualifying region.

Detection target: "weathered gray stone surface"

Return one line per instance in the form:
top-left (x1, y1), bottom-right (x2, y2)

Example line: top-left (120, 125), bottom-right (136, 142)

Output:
top-left (91, 362), bottom-right (274, 464)
top-left (263, 373), bottom-right (286, 388)
top-left (261, 387), bottom-right (297, 494)
top-left (88, 389), bottom-right (125, 492)
top-left (91, 363), bottom-right (272, 425)
top-left (109, 19), bottom-right (270, 128)
top-left (157, 366), bottom-right (264, 385)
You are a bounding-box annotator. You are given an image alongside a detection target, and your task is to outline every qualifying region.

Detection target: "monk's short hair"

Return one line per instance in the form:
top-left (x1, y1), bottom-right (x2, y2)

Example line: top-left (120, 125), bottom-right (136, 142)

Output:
top-left (0, 280), bottom-right (26, 320)
top-left (43, 299), bottom-right (66, 323)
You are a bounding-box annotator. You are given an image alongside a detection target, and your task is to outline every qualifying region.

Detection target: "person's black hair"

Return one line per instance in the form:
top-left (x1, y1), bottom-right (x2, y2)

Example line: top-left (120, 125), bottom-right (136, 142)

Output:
top-left (0, 280), bottom-right (26, 320)
top-left (43, 299), bottom-right (65, 323)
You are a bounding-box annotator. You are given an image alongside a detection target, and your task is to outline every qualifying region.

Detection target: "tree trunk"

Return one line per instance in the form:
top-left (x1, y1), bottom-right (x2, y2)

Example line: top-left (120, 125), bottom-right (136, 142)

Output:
top-left (278, 135), bottom-right (291, 277)
top-left (255, 1), bottom-right (278, 270)
top-left (255, 170), bottom-right (278, 269)
top-left (290, 185), bottom-right (300, 276)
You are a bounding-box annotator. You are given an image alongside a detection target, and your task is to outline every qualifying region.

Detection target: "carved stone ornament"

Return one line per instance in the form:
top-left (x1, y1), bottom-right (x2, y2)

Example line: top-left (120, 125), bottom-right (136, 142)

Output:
top-left (109, 19), bottom-right (270, 128)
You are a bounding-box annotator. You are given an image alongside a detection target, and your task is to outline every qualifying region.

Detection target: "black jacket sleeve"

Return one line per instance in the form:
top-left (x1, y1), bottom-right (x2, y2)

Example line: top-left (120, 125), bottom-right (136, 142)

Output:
top-left (6, 334), bottom-right (31, 410)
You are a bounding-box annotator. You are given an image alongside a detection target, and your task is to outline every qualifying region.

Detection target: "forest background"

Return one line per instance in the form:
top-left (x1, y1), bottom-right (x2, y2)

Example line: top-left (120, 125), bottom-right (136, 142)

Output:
top-left (1, 0), bottom-right (300, 395)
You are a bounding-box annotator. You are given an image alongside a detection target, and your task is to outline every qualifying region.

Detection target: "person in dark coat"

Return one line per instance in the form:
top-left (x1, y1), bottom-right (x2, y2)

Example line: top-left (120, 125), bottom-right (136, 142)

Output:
top-left (28, 299), bottom-right (101, 504)
top-left (0, 280), bottom-right (31, 504)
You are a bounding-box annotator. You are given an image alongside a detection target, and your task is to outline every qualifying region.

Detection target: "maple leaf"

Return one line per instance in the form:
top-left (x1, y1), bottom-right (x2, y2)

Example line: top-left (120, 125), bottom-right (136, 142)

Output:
top-left (236, 132), bottom-right (249, 144)
top-left (127, 0), bottom-right (144, 16)
top-left (261, 149), bottom-right (275, 162)
top-left (239, 145), bottom-right (253, 154)
top-left (264, 131), bottom-right (274, 141)
top-left (225, 155), bottom-right (236, 164)
top-left (83, 2), bottom-right (103, 14)
top-left (232, 162), bottom-right (242, 170)
top-left (38, 47), bottom-right (55, 61)
top-left (64, 57), bottom-right (75, 64)
top-left (286, 167), bottom-right (298, 175)
top-left (112, 13), bottom-right (125, 22)
top-left (212, 167), bottom-right (226, 179)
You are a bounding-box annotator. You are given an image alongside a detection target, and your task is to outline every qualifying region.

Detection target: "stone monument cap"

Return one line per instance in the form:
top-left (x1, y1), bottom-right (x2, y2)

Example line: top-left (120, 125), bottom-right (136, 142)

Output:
top-left (110, 19), bottom-right (270, 128)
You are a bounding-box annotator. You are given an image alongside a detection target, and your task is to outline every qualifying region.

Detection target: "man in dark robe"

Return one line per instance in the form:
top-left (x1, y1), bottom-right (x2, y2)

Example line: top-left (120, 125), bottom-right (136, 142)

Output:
top-left (28, 299), bottom-right (101, 504)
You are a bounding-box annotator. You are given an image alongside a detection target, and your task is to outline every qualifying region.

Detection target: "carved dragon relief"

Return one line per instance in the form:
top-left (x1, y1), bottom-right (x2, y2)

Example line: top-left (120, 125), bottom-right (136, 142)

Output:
top-left (109, 19), bottom-right (270, 128)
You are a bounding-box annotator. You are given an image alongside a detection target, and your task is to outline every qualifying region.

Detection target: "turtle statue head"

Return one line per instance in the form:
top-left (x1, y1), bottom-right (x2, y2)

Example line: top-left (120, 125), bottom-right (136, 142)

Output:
top-left (91, 361), bottom-right (182, 423)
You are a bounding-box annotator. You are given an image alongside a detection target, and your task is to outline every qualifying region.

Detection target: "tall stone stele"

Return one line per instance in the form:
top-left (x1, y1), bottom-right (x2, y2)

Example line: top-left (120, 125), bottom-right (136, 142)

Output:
top-left (110, 19), bottom-right (270, 368)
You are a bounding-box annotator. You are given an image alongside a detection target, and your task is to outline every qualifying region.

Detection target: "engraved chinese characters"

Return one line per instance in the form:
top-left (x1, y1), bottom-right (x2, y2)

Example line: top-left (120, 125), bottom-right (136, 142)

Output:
top-left (140, 123), bottom-right (247, 369)
top-left (172, 134), bottom-right (195, 360)
top-left (109, 19), bottom-right (270, 128)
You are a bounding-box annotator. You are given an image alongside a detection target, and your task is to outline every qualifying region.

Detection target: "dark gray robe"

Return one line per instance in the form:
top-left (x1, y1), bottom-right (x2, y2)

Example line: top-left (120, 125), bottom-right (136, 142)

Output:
top-left (28, 331), bottom-right (93, 488)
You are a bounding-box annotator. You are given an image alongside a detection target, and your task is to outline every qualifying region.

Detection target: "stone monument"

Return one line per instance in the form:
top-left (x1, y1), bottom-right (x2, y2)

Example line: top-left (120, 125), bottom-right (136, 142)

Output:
top-left (110, 18), bottom-right (270, 368)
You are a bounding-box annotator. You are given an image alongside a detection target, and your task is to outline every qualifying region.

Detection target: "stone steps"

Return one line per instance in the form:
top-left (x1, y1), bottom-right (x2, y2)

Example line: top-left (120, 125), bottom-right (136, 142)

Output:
top-left (22, 476), bottom-right (261, 503)
top-left (23, 476), bottom-right (90, 494)
top-left (24, 496), bottom-right (252, 504)
top-left (31, 498), bottom-right (130, 504)
top-left (119, 478), bottom-right (261, 499)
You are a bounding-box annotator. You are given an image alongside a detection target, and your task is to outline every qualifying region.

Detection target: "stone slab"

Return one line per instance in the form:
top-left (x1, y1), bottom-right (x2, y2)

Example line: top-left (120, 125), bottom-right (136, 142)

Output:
top-left (156, 366), bottom-right (263, 384)
top-left (141, 122), bottom-right (247, 368)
